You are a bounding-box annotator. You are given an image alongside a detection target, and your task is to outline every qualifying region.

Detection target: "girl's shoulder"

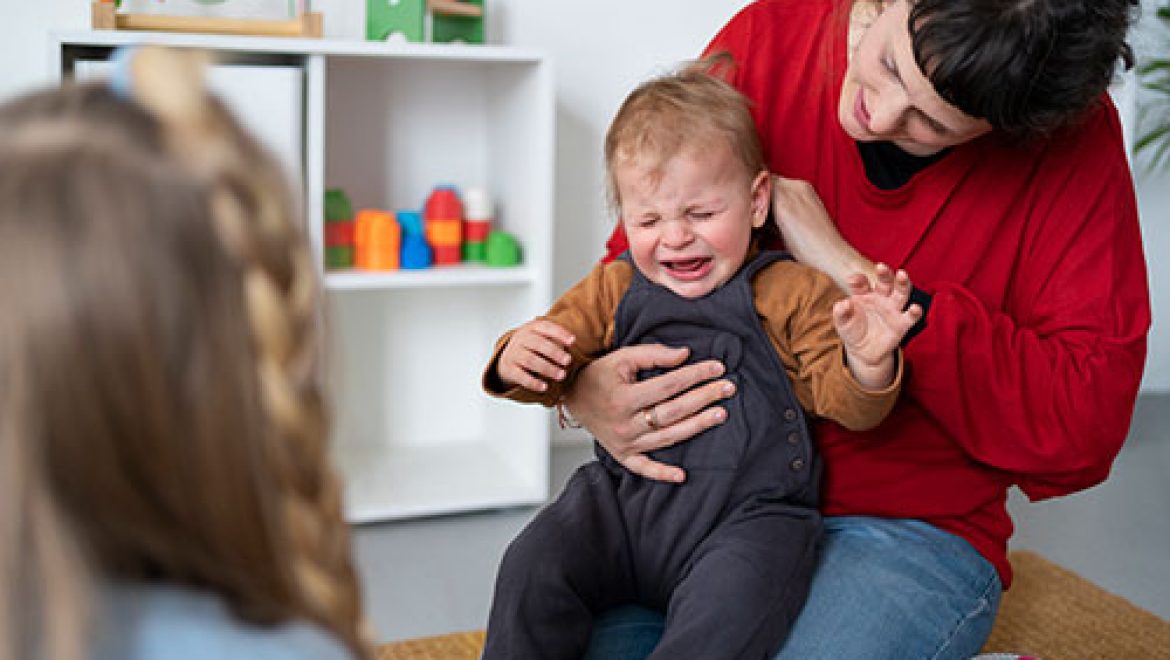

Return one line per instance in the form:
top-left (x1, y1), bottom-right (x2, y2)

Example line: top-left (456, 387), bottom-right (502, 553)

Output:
top-left (91, 582), bottom-right (352, 660)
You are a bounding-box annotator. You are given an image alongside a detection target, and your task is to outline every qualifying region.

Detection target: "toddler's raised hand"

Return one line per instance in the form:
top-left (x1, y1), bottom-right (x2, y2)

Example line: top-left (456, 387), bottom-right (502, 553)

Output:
top-left (497, 319), bottom-right (576, 392)
top-left (832, 263), bottom-right (922, 389)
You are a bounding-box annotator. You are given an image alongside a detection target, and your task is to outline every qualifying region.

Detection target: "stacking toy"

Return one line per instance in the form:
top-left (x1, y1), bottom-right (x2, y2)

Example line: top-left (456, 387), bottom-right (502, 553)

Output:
top-left (355, 209), bottom-right (400, 271)
top-left (323, 188), bottom-right (355, 269)
top-left (485, 229), bottom-right (521, 267)
top-left (462, 187), bottom-right (493, 263)
top-left (396, 209), bottom-right (432, 269)
top-left (424, 185), bottom-right (463, 266)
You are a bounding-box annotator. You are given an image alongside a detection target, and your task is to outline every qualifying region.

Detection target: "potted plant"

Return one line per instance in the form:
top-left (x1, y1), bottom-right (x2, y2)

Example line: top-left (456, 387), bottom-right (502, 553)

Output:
top-left (1137, 5), bottom-right (1170, 170)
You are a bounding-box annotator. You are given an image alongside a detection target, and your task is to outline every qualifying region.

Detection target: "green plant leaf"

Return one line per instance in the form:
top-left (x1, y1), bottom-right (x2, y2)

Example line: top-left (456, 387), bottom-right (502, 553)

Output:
top-left (1145, 82), bottom-right (1170, 99)
top-left (1149, 137), bottom-right (1170, 171)
top-left (1136, 3), bottom-right (1170, 172)
top-left (1136, 124), bottom-right (1170, 153)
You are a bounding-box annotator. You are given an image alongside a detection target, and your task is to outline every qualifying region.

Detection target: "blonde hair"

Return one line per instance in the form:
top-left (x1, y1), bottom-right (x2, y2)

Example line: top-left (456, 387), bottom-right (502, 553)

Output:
top-left (603, 55), bottom-right (766, 212)
top-left (0, 47), bottom-right (370, 658)
top-left (0, 340), bottom-right (89, 660)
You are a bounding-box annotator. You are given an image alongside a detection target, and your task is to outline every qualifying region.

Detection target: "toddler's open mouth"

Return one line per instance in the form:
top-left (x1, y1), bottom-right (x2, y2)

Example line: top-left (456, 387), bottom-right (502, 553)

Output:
top-left (662, 257), bottom-right (713, 281)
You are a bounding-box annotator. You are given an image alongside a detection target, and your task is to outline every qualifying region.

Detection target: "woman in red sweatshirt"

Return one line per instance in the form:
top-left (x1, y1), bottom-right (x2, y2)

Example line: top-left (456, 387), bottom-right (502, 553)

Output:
top-left (566, 0), bottom-right (1149, 657)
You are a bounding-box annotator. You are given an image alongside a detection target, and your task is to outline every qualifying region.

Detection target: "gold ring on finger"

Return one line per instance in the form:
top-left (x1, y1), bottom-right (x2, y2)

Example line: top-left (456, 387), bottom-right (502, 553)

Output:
top-left (643, 406), bottom-right (660, 431)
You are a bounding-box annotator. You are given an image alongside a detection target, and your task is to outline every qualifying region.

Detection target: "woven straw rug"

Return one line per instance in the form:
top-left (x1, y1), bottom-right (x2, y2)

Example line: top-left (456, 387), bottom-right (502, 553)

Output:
top-left (377, 550), bottom-right (1170, 660)
top-left (979, 550), bottom-right (1170, 658)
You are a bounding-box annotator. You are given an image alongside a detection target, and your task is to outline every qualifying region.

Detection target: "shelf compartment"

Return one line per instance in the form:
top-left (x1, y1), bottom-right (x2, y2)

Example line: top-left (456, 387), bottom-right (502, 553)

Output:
top-left (327, 287), bottom-right (549, 523)
top-left (320, 54), bottom-right (553, 301)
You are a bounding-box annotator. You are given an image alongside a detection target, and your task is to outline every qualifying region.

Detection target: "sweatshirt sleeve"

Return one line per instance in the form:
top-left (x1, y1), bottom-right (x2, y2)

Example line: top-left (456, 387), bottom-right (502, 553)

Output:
top-left (903, 115), bottom-right (1150, 500)
top-left (756, 261), bottom-right (902, 431)
top-left (481, 261), bottom-right (633, 406)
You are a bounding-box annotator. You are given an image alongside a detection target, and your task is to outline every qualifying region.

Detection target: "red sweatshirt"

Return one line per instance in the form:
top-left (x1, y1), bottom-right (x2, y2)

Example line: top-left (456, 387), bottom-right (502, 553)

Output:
top-left (603, 0), bottom-right (1150, 586)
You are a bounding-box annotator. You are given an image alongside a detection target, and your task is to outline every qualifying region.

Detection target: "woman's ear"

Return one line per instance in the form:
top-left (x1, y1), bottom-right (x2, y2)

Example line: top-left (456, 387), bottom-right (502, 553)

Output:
top-left (750, 171), bottom-right (771, 229)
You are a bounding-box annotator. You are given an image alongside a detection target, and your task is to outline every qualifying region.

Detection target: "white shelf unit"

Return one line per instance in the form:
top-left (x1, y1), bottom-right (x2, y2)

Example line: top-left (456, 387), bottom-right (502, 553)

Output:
top-left (52, 31), bottom-right (555, 523)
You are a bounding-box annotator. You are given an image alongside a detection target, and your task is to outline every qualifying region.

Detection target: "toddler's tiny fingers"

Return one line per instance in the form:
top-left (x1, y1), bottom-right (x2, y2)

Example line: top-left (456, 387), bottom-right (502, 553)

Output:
top-left (533, 319), bottom-right (576, 346)
top-left (500, 362), bottom-right (544, 391)
top-left (905, 303), bottom-right (924, 323)
top-left (530, 334), bottom-right (573, 367)
top-left (846, 272), bottom-right (871, 295)
top-left (517, 351), bottom-right (564, 382)
top-left (510, 360), bottom-right (552, 392)
top-left (833, 299), bottom-right (854, 324)
top-left (894, 269), bottom-right (913, 291)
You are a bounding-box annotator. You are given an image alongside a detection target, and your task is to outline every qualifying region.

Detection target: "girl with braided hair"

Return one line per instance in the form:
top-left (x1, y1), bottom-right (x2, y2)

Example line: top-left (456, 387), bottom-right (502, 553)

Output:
top-left (0, 46), bottom-right (370, 660)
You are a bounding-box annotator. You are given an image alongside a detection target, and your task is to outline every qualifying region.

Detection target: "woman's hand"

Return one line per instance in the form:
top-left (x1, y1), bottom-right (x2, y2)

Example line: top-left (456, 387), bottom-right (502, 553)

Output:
top-left (771, 175), bottom-right (873, 290)
top-left (562, 344), bottom-right (735, 483)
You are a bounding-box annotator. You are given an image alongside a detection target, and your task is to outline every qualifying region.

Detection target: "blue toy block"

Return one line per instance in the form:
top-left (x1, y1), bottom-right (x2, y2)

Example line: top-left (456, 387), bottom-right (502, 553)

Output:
top-left (401, 234), bottom-right (433, 269)
top-left (397, 209), bottom-right (425, 237)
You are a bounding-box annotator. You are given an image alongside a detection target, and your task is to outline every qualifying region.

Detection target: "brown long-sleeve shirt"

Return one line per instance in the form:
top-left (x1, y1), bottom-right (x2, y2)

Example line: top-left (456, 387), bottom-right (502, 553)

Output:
top-left (484, 257), bottom-right (901, 431)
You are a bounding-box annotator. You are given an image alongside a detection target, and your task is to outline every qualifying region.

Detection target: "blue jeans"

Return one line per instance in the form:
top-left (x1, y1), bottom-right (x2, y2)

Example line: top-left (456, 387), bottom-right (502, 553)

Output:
top-left (583, 516), bottom-right (1002, 660)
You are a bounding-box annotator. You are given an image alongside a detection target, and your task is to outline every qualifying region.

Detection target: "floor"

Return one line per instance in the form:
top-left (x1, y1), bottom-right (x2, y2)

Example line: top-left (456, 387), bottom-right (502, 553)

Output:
top-left (352, 394), bottom-right (1170, 644)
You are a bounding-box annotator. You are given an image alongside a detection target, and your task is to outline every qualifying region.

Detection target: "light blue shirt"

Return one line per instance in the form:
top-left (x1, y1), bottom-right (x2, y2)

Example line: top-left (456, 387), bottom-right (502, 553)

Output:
top-left (91, 582), bottom-right (353, 660)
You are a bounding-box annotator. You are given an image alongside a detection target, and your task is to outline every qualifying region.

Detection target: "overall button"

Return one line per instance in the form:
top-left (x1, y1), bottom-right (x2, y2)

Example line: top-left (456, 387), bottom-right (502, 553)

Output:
top-left (790, 457), bottom-right (805, 471)
top-left (786, 431), bottom-right (800, 446)
top-left (783, 408), bottom-right (798, 422)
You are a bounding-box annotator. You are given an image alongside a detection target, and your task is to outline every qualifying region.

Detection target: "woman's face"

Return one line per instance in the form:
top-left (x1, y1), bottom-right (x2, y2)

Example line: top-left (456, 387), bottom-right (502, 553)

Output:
top-left (839, 0), bottom-right (991, 156)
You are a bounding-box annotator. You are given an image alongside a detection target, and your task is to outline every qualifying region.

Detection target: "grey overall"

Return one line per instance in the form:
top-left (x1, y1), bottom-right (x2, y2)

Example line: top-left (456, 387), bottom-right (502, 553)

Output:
top-left (483, 252), bottom-right (823, 660)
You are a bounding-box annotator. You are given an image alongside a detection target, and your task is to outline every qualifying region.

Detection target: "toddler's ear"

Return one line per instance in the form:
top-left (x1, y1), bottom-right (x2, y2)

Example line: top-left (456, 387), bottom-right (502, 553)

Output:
top-left (750, 171), bottom-right (771, 228)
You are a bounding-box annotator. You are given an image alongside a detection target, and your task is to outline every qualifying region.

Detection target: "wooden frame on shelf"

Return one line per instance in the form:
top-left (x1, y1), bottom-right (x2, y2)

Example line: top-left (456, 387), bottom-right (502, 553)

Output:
top-left (427, 0), bottom-right (483, 18)
top-left (91, 1), bottom-right (323, 38)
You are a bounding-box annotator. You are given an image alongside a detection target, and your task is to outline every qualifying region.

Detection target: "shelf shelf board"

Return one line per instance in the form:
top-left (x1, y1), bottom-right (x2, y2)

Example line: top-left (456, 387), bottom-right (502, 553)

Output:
top-left (52, 30), bottom-right (545, 63)
top-left (325, 265), bottom-right (533, 290)
top-left (335, 440), bottom-right (547, 523)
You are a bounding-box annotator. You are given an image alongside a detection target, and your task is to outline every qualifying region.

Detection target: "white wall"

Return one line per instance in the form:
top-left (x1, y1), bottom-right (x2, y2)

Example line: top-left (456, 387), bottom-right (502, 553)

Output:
top-left (1132, 1), bottom-right (1170, 391)
top-left (2, 1), bottom-right (1166, 405)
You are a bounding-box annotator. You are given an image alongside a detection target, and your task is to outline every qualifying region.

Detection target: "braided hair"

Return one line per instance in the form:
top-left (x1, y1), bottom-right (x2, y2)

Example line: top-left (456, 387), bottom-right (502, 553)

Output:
top-left (0, 47), bottom-right (370, 658)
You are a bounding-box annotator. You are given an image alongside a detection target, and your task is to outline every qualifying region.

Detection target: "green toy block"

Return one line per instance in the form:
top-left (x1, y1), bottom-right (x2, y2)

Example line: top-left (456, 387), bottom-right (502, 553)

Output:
top-left (485, 230), bottom-right (521, 267)
top-left (325, 245), bottom-right (354, 270)
top-left (432, 0), bottom-right (483, 44)
top-left (324, 189), bottom-right (353, 222)
top-left (367, 0), bottom-right (425, 43)
top-left (463, 241), bottom-right (486, 263)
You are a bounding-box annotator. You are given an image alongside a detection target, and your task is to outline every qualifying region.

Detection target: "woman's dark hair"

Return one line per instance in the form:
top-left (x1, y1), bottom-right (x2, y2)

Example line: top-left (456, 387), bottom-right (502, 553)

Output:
top-left (908, 0), bottom-right (1138, 138)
